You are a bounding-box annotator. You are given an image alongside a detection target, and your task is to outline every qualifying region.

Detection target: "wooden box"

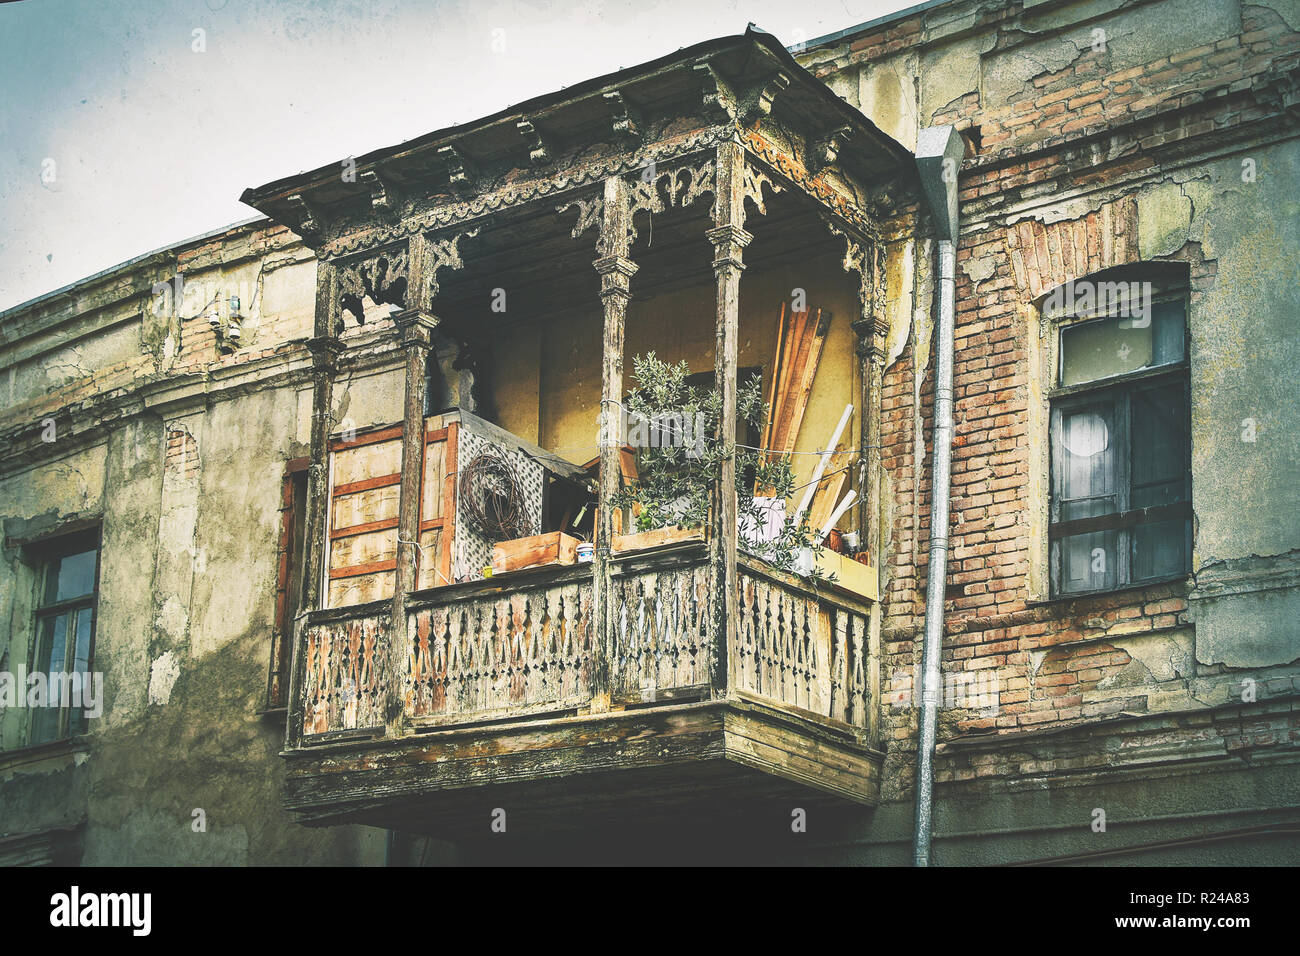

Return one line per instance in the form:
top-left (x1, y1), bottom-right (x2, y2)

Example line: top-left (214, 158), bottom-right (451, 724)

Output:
top-left (492, 531), bottom-right (580, 574)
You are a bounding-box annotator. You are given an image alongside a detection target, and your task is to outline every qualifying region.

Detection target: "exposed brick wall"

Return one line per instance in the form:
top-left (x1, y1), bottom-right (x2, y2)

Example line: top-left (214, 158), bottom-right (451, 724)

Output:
top-left (829, 0), bottom-right (1300, 795)
top-left (164, 426), bottom-right (199, 483)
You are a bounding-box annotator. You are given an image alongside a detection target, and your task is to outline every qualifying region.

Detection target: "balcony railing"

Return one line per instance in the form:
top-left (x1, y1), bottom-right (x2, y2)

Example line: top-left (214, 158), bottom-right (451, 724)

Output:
top-left (295, 544), bottom-right (872, 743)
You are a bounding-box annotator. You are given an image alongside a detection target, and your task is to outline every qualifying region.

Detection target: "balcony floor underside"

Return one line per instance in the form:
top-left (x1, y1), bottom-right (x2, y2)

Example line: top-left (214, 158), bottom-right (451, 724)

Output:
top-left (283, 697), bottom-right (882, 835)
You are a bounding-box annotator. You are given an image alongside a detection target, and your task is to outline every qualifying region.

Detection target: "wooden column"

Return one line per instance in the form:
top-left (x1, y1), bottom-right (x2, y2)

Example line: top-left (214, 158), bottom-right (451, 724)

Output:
top-left (852, 311), bottom-right (889, 569)
top-left (389, 308), bottom-right (439, 734)
top-left (592, 176), bottom-right (637, 714)
top-left (706, 141), bottom-right (752, 696)
top-left (287, 258), bottom-right (342, 749)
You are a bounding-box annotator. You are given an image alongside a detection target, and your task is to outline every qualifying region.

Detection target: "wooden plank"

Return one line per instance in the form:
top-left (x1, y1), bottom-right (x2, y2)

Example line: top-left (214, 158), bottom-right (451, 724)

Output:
top-left (806, 449), bottom-right (849, 534)
top-left (329, 558), bottom-right (398, 580)
top-left (611, 526), bottom-right (706, 554)
top-left (331, 517), bottom-right (399, 540)
top-left (776, 309), bottom-right (832, 456)
top-left (332, 473), bottom-right (401, 497)
top-left (332, 482), bottom-right (399, 529)
top-left (329, 424), bottom-right (404, 452)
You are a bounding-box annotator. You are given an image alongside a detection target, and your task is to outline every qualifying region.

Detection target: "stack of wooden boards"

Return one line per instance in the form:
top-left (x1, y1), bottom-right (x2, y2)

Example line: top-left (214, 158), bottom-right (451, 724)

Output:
top-left (762, 303), bottom-right (832, 461)
top-left (761, 302), bottom-right (857, 545)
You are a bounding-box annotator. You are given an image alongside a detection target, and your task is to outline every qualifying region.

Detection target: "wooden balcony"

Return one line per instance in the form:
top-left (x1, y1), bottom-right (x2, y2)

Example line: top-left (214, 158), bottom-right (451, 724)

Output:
top-left (283, 542), bottom-right (880, 835)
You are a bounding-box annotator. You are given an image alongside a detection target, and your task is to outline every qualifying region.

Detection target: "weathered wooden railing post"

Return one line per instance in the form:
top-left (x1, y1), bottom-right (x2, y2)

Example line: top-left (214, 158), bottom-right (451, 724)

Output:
top-left (851, 245), bottom-right (887, 744)
top-left (707, 141), bottom-right (751, 698)
top-left (288, 258), bottom-right (343, 749)
top-left (592, 176), bottom-right (637, 714)
top-left (388, 233), bottom-right (440, 737)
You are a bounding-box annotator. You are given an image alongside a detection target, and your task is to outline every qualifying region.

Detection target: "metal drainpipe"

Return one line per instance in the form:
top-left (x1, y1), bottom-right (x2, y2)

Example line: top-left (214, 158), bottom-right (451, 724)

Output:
top-left (913, 126), bottom-right (966, 867)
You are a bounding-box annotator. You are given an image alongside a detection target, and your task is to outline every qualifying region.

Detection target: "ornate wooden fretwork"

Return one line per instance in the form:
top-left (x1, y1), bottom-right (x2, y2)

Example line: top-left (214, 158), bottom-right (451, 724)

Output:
top-left (557, 194), bottom-right (603, 242)
top-left (743, 129), bottom-right (876, 235)
top-left (324, 129), bottom-right (728, 258)
top-left (337, 246), bottom-right (409, 324)
top-left (821, 213), bottom-right (886, 350)
top-left (740, 161), bottom-right (781, 217)
top-left (624, 158), bottom-right (717, 244)
top-left (422, 228), bottom-right (479, 301)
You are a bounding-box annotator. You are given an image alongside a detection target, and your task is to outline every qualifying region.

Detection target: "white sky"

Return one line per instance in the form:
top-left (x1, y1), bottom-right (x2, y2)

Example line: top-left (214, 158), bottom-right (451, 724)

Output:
top-left (0, 0), bottom-right (915, 312)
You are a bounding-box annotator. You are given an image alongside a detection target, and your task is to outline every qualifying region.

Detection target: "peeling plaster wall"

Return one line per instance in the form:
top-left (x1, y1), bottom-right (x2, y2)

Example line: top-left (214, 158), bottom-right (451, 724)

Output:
top-left (789, 0), bottom-right (1300, 865)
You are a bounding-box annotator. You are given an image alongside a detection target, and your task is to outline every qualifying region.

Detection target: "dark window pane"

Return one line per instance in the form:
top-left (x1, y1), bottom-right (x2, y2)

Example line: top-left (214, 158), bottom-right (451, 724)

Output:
top-left (1133, 518), bottom-right (1188, 581)
top-left (72, 608), bottom-right (94, 675)
top-left (29, 614), bottom-right (69, 744)
top-left (36, 613), bottom-right (69, 675)
top-left (1059, 529), bottom-right (1119, 594)
top-left (1059, 408), bottom-right (1117, 520)
top-left (69, 608), bottom-right (95, 736)
top-left (1131, 384), bottom-right (1187, 508)
top-left (43, 548), bottom-right (97, 604)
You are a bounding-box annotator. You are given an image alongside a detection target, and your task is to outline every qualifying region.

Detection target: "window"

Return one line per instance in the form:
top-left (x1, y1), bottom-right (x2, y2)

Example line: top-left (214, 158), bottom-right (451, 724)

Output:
top-left (28, 530), bottom-right (100, 744)
top-left (1048, 273), bottom-right (1191, 597)
top-left (267, 463), bottom-right (309, 710)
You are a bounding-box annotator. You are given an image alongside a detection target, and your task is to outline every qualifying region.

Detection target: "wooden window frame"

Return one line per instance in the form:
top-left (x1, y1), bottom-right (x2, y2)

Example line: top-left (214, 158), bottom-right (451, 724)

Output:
top-left (1047, 289), bottom-right (1192, 599)
top-left (266, 458), bottom-right (309, 712)
top-left (26, 527), bottom-right (101, 745)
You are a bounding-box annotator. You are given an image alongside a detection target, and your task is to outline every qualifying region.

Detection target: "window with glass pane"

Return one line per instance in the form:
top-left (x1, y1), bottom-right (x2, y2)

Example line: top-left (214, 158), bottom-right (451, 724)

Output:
top-left (28, 532), bottom-right (99, 745)
top-left (1049, 285), bottom-right (1191, 597)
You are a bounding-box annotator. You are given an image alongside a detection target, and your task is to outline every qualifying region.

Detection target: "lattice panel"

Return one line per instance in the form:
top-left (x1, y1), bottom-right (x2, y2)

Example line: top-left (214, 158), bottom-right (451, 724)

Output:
top-left (454, 426), bottom-right (545, 581)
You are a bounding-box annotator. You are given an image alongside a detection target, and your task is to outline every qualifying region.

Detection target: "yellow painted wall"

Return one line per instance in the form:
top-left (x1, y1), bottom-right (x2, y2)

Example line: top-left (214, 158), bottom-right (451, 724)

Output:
top-left (492, 251), bottom-right (862, 530)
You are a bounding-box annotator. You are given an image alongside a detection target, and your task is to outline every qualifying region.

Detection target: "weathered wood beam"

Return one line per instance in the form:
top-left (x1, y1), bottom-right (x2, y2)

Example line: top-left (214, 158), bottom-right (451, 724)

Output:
top-left (516, 118), bottom-right (553, 167)
top-left (438, 144), bottom-right (477, 196)
top-left (743, 73), bottom-right (791, 126)
top-left (592, 175), bottom-right (637, 715)
top-left (286, 193), bottom-right (325, 245)
top-left (390, 307), bottom-right (440, 737)
top-left (706, 141), bottom-right (751, 698)
top-left (693, 61), bottom-right (736, 124)
top-left (288, 259), bottom-right (343, 749)
top-left (810, 126), bottom-right (854, 176)
top-left (360, 168), bottom-right (402, 219)
top-left (602, 90), bottom-right (642, 147)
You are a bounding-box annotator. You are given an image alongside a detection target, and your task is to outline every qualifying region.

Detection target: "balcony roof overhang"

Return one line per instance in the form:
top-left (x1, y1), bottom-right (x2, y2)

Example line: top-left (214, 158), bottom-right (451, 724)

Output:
top-left (239, 26), bottom-right (916, 261)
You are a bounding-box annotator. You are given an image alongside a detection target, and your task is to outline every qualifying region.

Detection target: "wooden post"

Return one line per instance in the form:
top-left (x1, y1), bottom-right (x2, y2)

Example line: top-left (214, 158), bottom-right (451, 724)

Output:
top-left (390, 308), bottom-right (439, 735)
top-left (706, 141), bottom-right (752, 697)
top-left (287, 258), bottom-right (342, 749)
top-left (592, 176), bottom-right (637, 713)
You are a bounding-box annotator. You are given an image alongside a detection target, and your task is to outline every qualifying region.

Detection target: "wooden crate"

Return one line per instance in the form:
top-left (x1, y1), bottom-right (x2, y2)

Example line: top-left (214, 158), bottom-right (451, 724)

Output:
top-left (492, 531), bottom-right (580, 574)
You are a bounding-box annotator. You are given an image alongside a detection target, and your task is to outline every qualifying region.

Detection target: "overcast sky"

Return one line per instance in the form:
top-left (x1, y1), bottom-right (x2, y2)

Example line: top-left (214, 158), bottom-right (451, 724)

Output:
top-left (0, 0), bottom-right (914, 312)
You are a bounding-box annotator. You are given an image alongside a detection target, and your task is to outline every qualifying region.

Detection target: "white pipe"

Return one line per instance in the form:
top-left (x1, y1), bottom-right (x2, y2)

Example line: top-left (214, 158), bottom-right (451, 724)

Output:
top-left (818, 489), bottom-right (857, 541)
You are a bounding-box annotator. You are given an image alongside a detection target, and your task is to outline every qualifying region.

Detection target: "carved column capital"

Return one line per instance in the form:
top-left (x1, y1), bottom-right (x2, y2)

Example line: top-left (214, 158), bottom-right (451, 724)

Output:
top-left (594, 254), bottom-right (638, 301)
top-left (706, 224), bottom-right (752, 274)
top-left (392, 309), bottom-right (441, 349)
top-left (852, 316), bottom-right (889, 364)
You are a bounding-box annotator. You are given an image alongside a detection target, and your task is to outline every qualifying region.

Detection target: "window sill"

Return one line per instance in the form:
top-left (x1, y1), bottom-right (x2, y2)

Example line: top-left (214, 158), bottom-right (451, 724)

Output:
top-left (1028, 573), bottom-right (1192, 608)
top-left (0, 734), bottom-right (90, 773)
